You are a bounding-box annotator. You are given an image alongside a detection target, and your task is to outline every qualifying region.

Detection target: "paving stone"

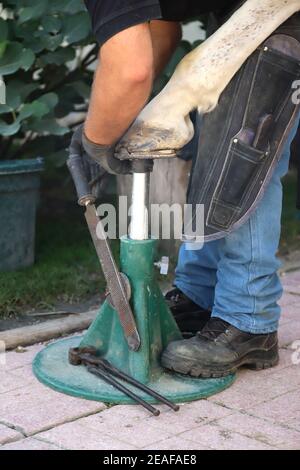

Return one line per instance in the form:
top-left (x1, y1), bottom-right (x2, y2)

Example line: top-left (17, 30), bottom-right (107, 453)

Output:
top-left (0, 384), bottom-right (51, 416)
top-left (279, 294), bottom-right (300, 307)
top-left (0, 383), bottom-right (106, 435)
top-left (279, 320), bottom-right (300, 347)
top-left (276, 347), bottom-right (298, 368)
top-left (100, 404), bottom-right (153, 421)
top-left (248, 390), bottom-right (300, 431)
top-left (1, 345), bottom-right (44, 372)
top-left (281, 276), bottom-right (300, 288)
top-left (281, 279), bottom-right (300, 294)
top-left (144, 400), bottom-right (233, 434)
top-left (282, 418), bottom-right (300, 433)
top-left (209, 363), bottom-right (298, 411)
top-left (1, 378), bottom-right (104, 412)
top-left (144, 436), bottom-right (210, 450)
top-left (281, 303), bottom-right (300, 321)
top-left (0, 423), bottom-right (23, 445)
top-left (0, 370), bottom-right (31, 394)
top-left (232, 358), bottom-right (300, 391)
top-left (279, 317), bottom-right (293, 327)
top-left (180, 423), bottom-right (274, 450)
top-left (81, 411), bottom-right (174, 448)
top-left (215, 412), bottom-right (300, 449)
top-left (1, 438), bottom-right (62, 450)
top-left (80, 404), bottom-right (159, 431)
top-left (1, 399), bottom-right (106, 436)
top-left (285, 288), bottom-right (300, 297)
top-left (265, 364), bottom-right (300, 390)
top-left (282, 271), bottom-right (300, 283)
top-left (0, 380), bottom-right (72, 415)
top-left (209, 385), bottom-right (262, 411)
top-left (37, 421), bottom-right (138, 450)
top-left (8, 364), bottom-right (38, 386)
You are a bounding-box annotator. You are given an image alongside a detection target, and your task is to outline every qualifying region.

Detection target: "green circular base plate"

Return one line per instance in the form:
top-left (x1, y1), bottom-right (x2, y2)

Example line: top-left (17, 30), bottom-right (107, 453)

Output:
top-left (33, 336), bottom-right (235, 404)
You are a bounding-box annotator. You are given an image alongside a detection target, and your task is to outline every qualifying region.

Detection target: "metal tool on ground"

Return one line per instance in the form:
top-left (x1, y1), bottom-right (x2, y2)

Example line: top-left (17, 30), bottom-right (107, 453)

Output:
top-left (87, 365), bottom-right (160, 416)
top-left (69, 347), bottom-right (179, 414)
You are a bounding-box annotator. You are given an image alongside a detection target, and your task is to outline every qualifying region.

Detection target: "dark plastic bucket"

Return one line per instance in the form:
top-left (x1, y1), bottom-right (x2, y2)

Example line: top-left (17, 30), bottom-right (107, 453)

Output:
top-left (0, 158), bottom-right (44, 271)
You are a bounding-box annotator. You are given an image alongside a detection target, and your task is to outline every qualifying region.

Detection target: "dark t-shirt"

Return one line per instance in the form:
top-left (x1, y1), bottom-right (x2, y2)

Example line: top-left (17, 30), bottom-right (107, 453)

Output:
top-left (84, 0), bottom-right (239, 46)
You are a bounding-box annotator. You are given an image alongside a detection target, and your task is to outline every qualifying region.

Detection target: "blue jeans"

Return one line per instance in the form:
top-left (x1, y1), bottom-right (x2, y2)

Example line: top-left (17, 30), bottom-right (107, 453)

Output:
top-left (175, 119), bottom-right (299, 334)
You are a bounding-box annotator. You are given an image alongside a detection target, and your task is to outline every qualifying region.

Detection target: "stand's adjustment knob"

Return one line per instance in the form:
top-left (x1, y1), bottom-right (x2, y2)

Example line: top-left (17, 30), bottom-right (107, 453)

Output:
top-left (154, 256), bottom-right (169, 275)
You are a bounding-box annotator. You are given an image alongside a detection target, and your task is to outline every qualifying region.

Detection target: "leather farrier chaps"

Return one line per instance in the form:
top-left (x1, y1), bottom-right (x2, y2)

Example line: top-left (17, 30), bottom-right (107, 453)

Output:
top-left (184, 13), bottom-right (300, 242)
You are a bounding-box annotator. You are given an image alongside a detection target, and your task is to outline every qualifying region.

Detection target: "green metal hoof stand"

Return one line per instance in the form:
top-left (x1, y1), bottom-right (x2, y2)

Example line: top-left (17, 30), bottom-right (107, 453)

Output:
top-left (34, 172), bottom-right (235, 406)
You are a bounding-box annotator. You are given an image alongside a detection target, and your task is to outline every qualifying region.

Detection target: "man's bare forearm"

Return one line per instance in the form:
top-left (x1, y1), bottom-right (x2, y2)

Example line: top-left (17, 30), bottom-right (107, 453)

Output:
top-left (84, 21), bottom-right (182, 146)
top-left (84, 24), bottom-right (154, 145)
top-left (85, 61), bottom-right (153, 146)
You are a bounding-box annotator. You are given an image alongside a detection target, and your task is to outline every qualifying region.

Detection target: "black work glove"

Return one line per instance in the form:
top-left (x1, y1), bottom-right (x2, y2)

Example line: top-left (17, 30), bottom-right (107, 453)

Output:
top-left (81, 127), bottom-right (132, 175)
top-left (81, 125), bottom-right (153, 174)
top-left (68, 125), bottom-right (154, 205)
top-left (67, 125), bottom-right (132, 206)
top-left (67, 126), bottom-right (101, 205)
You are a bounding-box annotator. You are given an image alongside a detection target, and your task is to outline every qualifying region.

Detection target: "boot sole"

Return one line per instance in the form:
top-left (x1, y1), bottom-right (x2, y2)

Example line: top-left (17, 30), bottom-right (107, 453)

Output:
top-left (161, 345), bottom-right (279, 378)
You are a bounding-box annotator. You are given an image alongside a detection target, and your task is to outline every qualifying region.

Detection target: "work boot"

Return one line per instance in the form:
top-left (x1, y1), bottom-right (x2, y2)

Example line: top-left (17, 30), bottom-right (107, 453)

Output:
top-left (165, 287), bottom-right (211, 338)
top-left (161, 317), bottom-right (279, 377)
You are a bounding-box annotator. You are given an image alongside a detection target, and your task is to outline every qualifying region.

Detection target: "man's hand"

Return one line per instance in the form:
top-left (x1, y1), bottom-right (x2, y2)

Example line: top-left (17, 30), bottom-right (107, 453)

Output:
top-left (70, 124), bottom-right (132, 176)
top-left (80, 126), bottom-right (132, 175)
top-left (67, 125), bottom-right (132, 206)
top-left (67, 125), bottom-right (104, 206)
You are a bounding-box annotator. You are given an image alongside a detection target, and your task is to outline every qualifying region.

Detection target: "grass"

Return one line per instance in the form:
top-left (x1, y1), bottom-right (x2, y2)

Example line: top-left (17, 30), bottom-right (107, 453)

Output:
top-left (0, 171), bottom-right (299, 317)
top-left (0, 211), bottom-right (108, 317)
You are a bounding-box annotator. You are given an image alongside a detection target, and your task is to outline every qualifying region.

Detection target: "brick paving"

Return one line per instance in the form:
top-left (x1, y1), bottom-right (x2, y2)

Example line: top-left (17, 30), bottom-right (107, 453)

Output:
top-left (0, 271), bottom-right (299, 450)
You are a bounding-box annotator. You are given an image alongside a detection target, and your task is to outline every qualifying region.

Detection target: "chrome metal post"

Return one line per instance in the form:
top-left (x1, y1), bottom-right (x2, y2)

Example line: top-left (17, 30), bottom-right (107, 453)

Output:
top-left (129, 172), bottom-right (150, 240)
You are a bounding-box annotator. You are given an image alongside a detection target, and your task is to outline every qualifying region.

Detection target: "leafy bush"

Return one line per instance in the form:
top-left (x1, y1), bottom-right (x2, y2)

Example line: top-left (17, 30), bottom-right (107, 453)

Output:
top-left (0, 0), bottom-right (97, 164)
top-left (0, 2), bottom-right (204, 167)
